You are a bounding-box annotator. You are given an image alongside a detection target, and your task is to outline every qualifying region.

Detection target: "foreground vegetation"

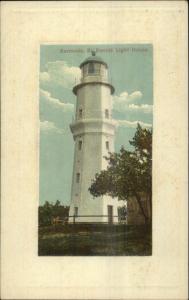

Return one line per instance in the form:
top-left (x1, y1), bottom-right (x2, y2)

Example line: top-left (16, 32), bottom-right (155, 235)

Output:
top-left (38, 224), bottom-right (152, 256)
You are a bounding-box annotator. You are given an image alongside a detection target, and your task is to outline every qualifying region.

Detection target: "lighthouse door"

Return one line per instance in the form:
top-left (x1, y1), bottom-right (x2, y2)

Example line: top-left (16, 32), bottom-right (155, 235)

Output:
top-left (108, 205), bottom-right (113, 224)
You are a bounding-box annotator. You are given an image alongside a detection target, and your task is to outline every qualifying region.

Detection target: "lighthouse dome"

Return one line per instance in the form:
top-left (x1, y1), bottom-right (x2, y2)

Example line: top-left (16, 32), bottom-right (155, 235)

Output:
top-left (80, 52), bottom-right (108, 69)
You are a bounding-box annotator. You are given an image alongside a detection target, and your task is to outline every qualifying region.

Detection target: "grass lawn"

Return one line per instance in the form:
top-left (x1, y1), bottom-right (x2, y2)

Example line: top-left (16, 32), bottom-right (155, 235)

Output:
top-left (38, 224), bottom-right (152, 256)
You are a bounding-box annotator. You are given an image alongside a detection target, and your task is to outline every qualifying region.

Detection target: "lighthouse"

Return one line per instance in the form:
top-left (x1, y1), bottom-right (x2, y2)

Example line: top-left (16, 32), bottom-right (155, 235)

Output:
top-left (69, 52), bottom-right (120, 223)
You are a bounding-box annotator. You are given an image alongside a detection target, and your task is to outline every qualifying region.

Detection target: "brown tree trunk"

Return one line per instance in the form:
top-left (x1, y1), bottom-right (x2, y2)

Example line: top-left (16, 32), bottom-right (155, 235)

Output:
top-left (134, 193), bottom-right (149, 224)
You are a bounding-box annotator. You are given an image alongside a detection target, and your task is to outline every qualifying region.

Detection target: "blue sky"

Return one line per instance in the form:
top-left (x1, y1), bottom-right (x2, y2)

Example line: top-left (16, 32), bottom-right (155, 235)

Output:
top-left (39, 44), bottom-right (153, 205)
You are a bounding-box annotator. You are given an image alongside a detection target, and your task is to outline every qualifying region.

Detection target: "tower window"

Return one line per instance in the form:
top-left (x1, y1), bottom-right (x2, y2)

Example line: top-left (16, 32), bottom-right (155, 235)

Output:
top-left (76, 173), bottom-right (80, 183)
top-left (105, 109), bottom-right (109, 119)
top-left (79, 108), bottom-right (82, 118)
top-left (78, 140), bottom-right (82, 150)
top-left (88, 62), bottom-right (95, 74)
top-left (106, 141), bottom-right (109, 150)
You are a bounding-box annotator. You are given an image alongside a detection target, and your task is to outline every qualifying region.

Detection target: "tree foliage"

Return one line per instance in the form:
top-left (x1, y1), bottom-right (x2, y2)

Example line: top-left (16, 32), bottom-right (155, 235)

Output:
top-left (89, 124), bottom-right (152, 223)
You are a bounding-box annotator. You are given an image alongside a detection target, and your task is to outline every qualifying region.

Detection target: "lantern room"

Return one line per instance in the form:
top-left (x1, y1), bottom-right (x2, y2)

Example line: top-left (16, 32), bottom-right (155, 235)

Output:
top-left (80, 51), bottom-right (108, 83)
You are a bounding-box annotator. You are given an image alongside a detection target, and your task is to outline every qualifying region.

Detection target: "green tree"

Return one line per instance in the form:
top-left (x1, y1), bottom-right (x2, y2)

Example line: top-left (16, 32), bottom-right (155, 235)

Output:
top-left (38, 200), bottom-right (70, 226)
top-left (89, 124), bottom-right (152, 224)
top-left (55, 200), bottom-right (61, 207)
top-left (38, 201), bottom-right (52, 226)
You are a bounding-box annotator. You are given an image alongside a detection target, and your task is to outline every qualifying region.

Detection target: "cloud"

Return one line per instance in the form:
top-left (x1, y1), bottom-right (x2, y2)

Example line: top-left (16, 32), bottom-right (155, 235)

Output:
top-left (40, 60), bottom-right (81, 89)
top-left (128, 104), bottom-right (153, 113)
top-left (40, 89), bottom-right (74, 112)
top-left (40, 120), bottom-right (64, 134)
top-left (128, 91), bottom-right (143, 101)
top-left (40, 72), bottom-right (50, 82)
top-left (114, 90), bottom-right (142, 105)
top-left (113, 90), bottom-right (152, 114)
top-left (117, 120), bottom-right (152, 128)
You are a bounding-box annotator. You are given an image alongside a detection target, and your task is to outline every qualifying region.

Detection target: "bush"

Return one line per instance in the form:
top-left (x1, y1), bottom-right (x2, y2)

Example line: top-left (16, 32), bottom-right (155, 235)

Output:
top-left (39, 201), bottom-right (69, 226)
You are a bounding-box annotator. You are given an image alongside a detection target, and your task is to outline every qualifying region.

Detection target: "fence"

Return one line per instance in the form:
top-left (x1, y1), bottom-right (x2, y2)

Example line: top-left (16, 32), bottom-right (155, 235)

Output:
top-left (68, 214), bottom-right (127, 224)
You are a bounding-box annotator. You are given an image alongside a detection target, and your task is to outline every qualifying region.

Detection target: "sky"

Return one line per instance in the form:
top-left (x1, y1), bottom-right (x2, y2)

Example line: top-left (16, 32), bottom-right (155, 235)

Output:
top-left (39, 44), bottom-right (153, 206)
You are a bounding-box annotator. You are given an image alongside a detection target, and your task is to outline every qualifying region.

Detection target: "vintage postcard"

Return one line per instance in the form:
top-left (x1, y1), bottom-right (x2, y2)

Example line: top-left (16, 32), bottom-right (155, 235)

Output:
top-left (39, 44), bottom-right (153, 256)
top-left (1, 1), bottom-right (188, 300)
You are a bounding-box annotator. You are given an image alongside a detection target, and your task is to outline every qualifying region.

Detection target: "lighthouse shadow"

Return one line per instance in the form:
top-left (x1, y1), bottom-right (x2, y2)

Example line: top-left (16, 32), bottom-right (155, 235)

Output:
top-left (38, 223), bottom-right (152, 256)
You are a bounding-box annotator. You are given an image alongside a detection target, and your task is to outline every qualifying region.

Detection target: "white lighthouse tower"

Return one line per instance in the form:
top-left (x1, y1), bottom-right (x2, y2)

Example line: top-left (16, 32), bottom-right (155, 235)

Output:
top-left (69, 52), bottom-right (120, 223)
